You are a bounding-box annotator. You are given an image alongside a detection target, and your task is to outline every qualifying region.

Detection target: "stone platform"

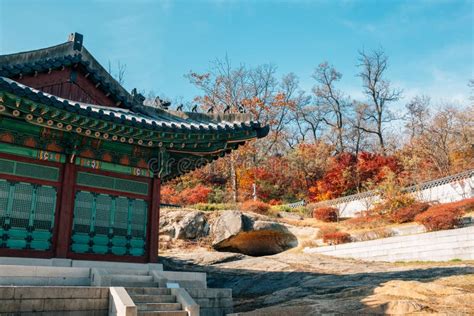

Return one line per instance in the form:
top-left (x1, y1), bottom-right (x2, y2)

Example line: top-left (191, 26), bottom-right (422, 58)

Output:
top-left (0, 258), bottom-right (233, 316)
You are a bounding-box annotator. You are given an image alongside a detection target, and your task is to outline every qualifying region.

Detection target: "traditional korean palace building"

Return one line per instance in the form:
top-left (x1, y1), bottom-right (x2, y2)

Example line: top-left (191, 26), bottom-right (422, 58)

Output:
top-left (0, 33), bottom-right (268, 263)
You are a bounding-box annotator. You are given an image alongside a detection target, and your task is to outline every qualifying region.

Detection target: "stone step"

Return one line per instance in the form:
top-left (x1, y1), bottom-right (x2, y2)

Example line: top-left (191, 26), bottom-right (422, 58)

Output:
top-left (111, 275), bottom-right (154, 282)
top-left (109, 275), bottom-right (155, 286)
top-left (103, 269), bottom-right (150, 276)
top-left (111, 281), bottom-right (157, 287)
top-left (137, 303), bottom-right (182, 311)
top-left (137, 311), bottom-right (188, 316)
top-left (131, 294), bottom-right (177, 303)
top-left (127, 288), bottom-right (171, 296)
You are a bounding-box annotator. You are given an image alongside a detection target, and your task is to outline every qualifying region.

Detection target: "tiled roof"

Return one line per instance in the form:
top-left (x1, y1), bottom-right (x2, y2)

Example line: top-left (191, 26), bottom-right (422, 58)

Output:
top-left (0, 40), bottom-right (138, 110)
top-left (0, 76), bottom-right (268, 137)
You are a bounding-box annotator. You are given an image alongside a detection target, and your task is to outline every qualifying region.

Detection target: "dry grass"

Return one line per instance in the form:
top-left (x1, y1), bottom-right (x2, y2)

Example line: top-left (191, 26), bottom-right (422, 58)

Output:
top-left (340, 214), bottom-right (392, 231)
top-left (299, 239), bottom-right (319, 249)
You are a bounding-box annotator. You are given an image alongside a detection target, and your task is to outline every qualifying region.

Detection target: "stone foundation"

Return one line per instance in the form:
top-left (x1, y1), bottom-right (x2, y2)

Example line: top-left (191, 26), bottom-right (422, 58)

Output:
top-left (0, 258), bottom-right (234, 315)
top-left (187, 288), bottom-right (233, 316)
top-left (0, 286), bottom-right (109, 315)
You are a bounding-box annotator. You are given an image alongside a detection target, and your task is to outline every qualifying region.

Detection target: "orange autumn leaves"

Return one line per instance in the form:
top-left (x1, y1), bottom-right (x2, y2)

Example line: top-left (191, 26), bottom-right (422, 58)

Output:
top-left (308, 152), bottom-right (402, 202)
top-left (161, 143), bottom-right (406, 205)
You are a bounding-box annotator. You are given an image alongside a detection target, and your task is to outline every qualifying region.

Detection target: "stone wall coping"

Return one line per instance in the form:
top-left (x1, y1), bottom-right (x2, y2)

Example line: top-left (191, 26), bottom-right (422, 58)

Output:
top-left (171, 288), bottom-right (200, 316)
top-left (0, 257), bottom-right (163, 271)
top-left (109, 286), bottom-right (137, 316)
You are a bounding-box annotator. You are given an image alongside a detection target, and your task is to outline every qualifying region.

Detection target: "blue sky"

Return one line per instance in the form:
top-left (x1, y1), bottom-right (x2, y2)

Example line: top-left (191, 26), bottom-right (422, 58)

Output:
top-left (0, 0), bottom-right (472, 107)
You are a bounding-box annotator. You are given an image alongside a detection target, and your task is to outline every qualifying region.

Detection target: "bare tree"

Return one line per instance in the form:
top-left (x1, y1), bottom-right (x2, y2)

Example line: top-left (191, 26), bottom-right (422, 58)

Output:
top-left (312, 62), bottom-right (349, 153)
top-left (347, 102), bottom-right (369, 155)
top-left (187, 57), bottom-right (298, 201)
top-left (107, 60), bottom-right (127, 85)
top-left (357, 49), bottom-right (402, 153)
top-left (410, 106), bottom-right (474, 176)
top-left (405, 95), bottom-right (430, 141)
top-left (286, 90), bottom-right (323, 146)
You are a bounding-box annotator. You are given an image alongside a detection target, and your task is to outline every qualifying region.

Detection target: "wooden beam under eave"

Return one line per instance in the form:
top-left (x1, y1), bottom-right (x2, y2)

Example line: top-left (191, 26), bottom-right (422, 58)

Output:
top-left (89, 120), bottom-right (99, 128)
top-left (131, 129), bottom-right (144, 138)
top-left (106, 123), bottom-right (117, 132)
top-left (60, 112), bottom-right (72, 121)
top-left (97, 122), bottom-right (108, 130)
top-left (70, 115), bottom-right (81, 123)
top-left (123, 127), bottom-right (135, 135)
top-left (29, 103), bottom-right (38, 112)
top-left (50, 110), bottom-right (61, 118)
top-left (115, 125), bottom-right (126, 134)
top-left (78, 117), bottom-right (90, 126)
top-left (40, 107), bottom-right (49, 115)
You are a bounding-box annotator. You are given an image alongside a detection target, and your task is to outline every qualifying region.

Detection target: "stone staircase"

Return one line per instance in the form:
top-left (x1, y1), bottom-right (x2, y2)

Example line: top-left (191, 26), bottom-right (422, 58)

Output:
top-left (92, 268), bottom-right (189, 315)
top-left (92, 268), bottom-right (157, 287)
top-left (127, 287), bottom-right (188, 316)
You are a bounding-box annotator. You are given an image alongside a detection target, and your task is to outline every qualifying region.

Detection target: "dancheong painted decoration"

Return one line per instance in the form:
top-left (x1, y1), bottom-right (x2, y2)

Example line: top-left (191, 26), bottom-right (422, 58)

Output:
top-left (0, 33), bottom-right (268, 263)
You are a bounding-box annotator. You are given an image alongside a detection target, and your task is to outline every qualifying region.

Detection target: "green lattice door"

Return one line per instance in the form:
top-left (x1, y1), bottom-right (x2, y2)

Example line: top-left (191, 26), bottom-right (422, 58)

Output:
top-left (0, 157), bottom-right (59, 252)
top-left (71, 171), bottom-right (149, 256)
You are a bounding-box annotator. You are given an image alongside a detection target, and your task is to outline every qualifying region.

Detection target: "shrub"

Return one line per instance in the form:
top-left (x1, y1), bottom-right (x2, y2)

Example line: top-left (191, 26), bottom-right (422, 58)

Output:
top-left (322, 231), bottom-right (351, 245)
top-left (447, 197), bottom-right (474, 213)
top-left (241, 200), bottom-right (271, 215)
top-left (317, 225), bottom-right (339, 239)
top-left (313, 207), bottom-right (339, 222)
top-left (415, 203), bottom-right (464, 231)
top-left (268, 199), bottom-right (283, 206)
top-left (271, 205), bottom-right (309, 216)
top-left (271, 205), bottom-right (293, 213)
top-left (293, 206), bottom-right (309, 216)
top-left (390, 202), bottom-right (431, 223)
top-left (300, 239), bottom-right (319, 248)
top-left (372, 195), bottom-right (416, 215)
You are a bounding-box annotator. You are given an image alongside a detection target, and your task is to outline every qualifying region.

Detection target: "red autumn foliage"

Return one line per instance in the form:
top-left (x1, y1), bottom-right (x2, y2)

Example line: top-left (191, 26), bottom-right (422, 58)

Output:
top-left (390, 202), bottom-right (431, 223)
top-left (322, 231), bottom-right (351, 245)
top-left (268, 199), bottom-right (282, 205)
top-left (160, 184), bottom-right (212, 205)
top-left (312, 207), bottom-right (339, 222)
top-left (241, 200), bottom-right (271, 215)
top-left (180, 185), bottom-right (212, 205)
top-left (309, 152), bottom-right (403, 202)
top-left (447, 197), bottom-right (474, 212)
top-left (160, 186), bottom-right (180, 205)
top-left (414, 201), bottom-right (466, 231)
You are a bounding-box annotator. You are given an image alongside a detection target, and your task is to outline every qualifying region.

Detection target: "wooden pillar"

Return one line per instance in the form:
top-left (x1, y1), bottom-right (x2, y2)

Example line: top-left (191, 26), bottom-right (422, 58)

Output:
top-left (148, 176), bottom-right (160, 263)
top-left (55, 161), bottom-right (76, 258)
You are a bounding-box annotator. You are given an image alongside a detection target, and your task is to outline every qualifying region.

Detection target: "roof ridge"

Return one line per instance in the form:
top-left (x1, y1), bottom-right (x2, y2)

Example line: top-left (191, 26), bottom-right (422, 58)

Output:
top-left (0, 35), bottom-right (138, 110)
top-left (0, 41), bottom-right (73, 58)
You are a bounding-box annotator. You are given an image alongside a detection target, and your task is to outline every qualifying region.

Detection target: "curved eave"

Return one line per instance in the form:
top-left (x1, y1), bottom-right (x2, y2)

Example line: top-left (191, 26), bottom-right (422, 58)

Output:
top-left (0, 78), bottom-right (269, 152)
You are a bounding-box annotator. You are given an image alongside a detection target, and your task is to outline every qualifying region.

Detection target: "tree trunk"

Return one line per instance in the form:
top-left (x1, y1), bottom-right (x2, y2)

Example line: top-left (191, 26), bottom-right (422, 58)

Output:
top-left (230, 153), bottom-right (238, 203)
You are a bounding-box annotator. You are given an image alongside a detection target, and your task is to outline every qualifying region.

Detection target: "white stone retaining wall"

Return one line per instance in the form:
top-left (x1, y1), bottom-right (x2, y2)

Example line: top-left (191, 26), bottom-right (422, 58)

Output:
top-left (304, 226), bottom-right (474, 262)
top-left (311, 169), bottom-right (474, 218)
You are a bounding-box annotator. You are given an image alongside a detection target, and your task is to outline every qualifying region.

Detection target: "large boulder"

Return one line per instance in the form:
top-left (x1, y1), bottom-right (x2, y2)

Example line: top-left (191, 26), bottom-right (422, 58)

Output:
top-left (211, 210), bottom-right (298, 256)
top-left (160, 210), bottom-right (209, 240)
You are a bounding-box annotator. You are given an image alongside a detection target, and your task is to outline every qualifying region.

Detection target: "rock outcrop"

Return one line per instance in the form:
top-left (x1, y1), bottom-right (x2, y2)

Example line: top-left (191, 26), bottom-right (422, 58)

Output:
top-left (211, 210), bottom-right (298, 256)
top-left (161, 250), bottom-right (474, 315)
top-left (160, 210), bottom-right (209, 240)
